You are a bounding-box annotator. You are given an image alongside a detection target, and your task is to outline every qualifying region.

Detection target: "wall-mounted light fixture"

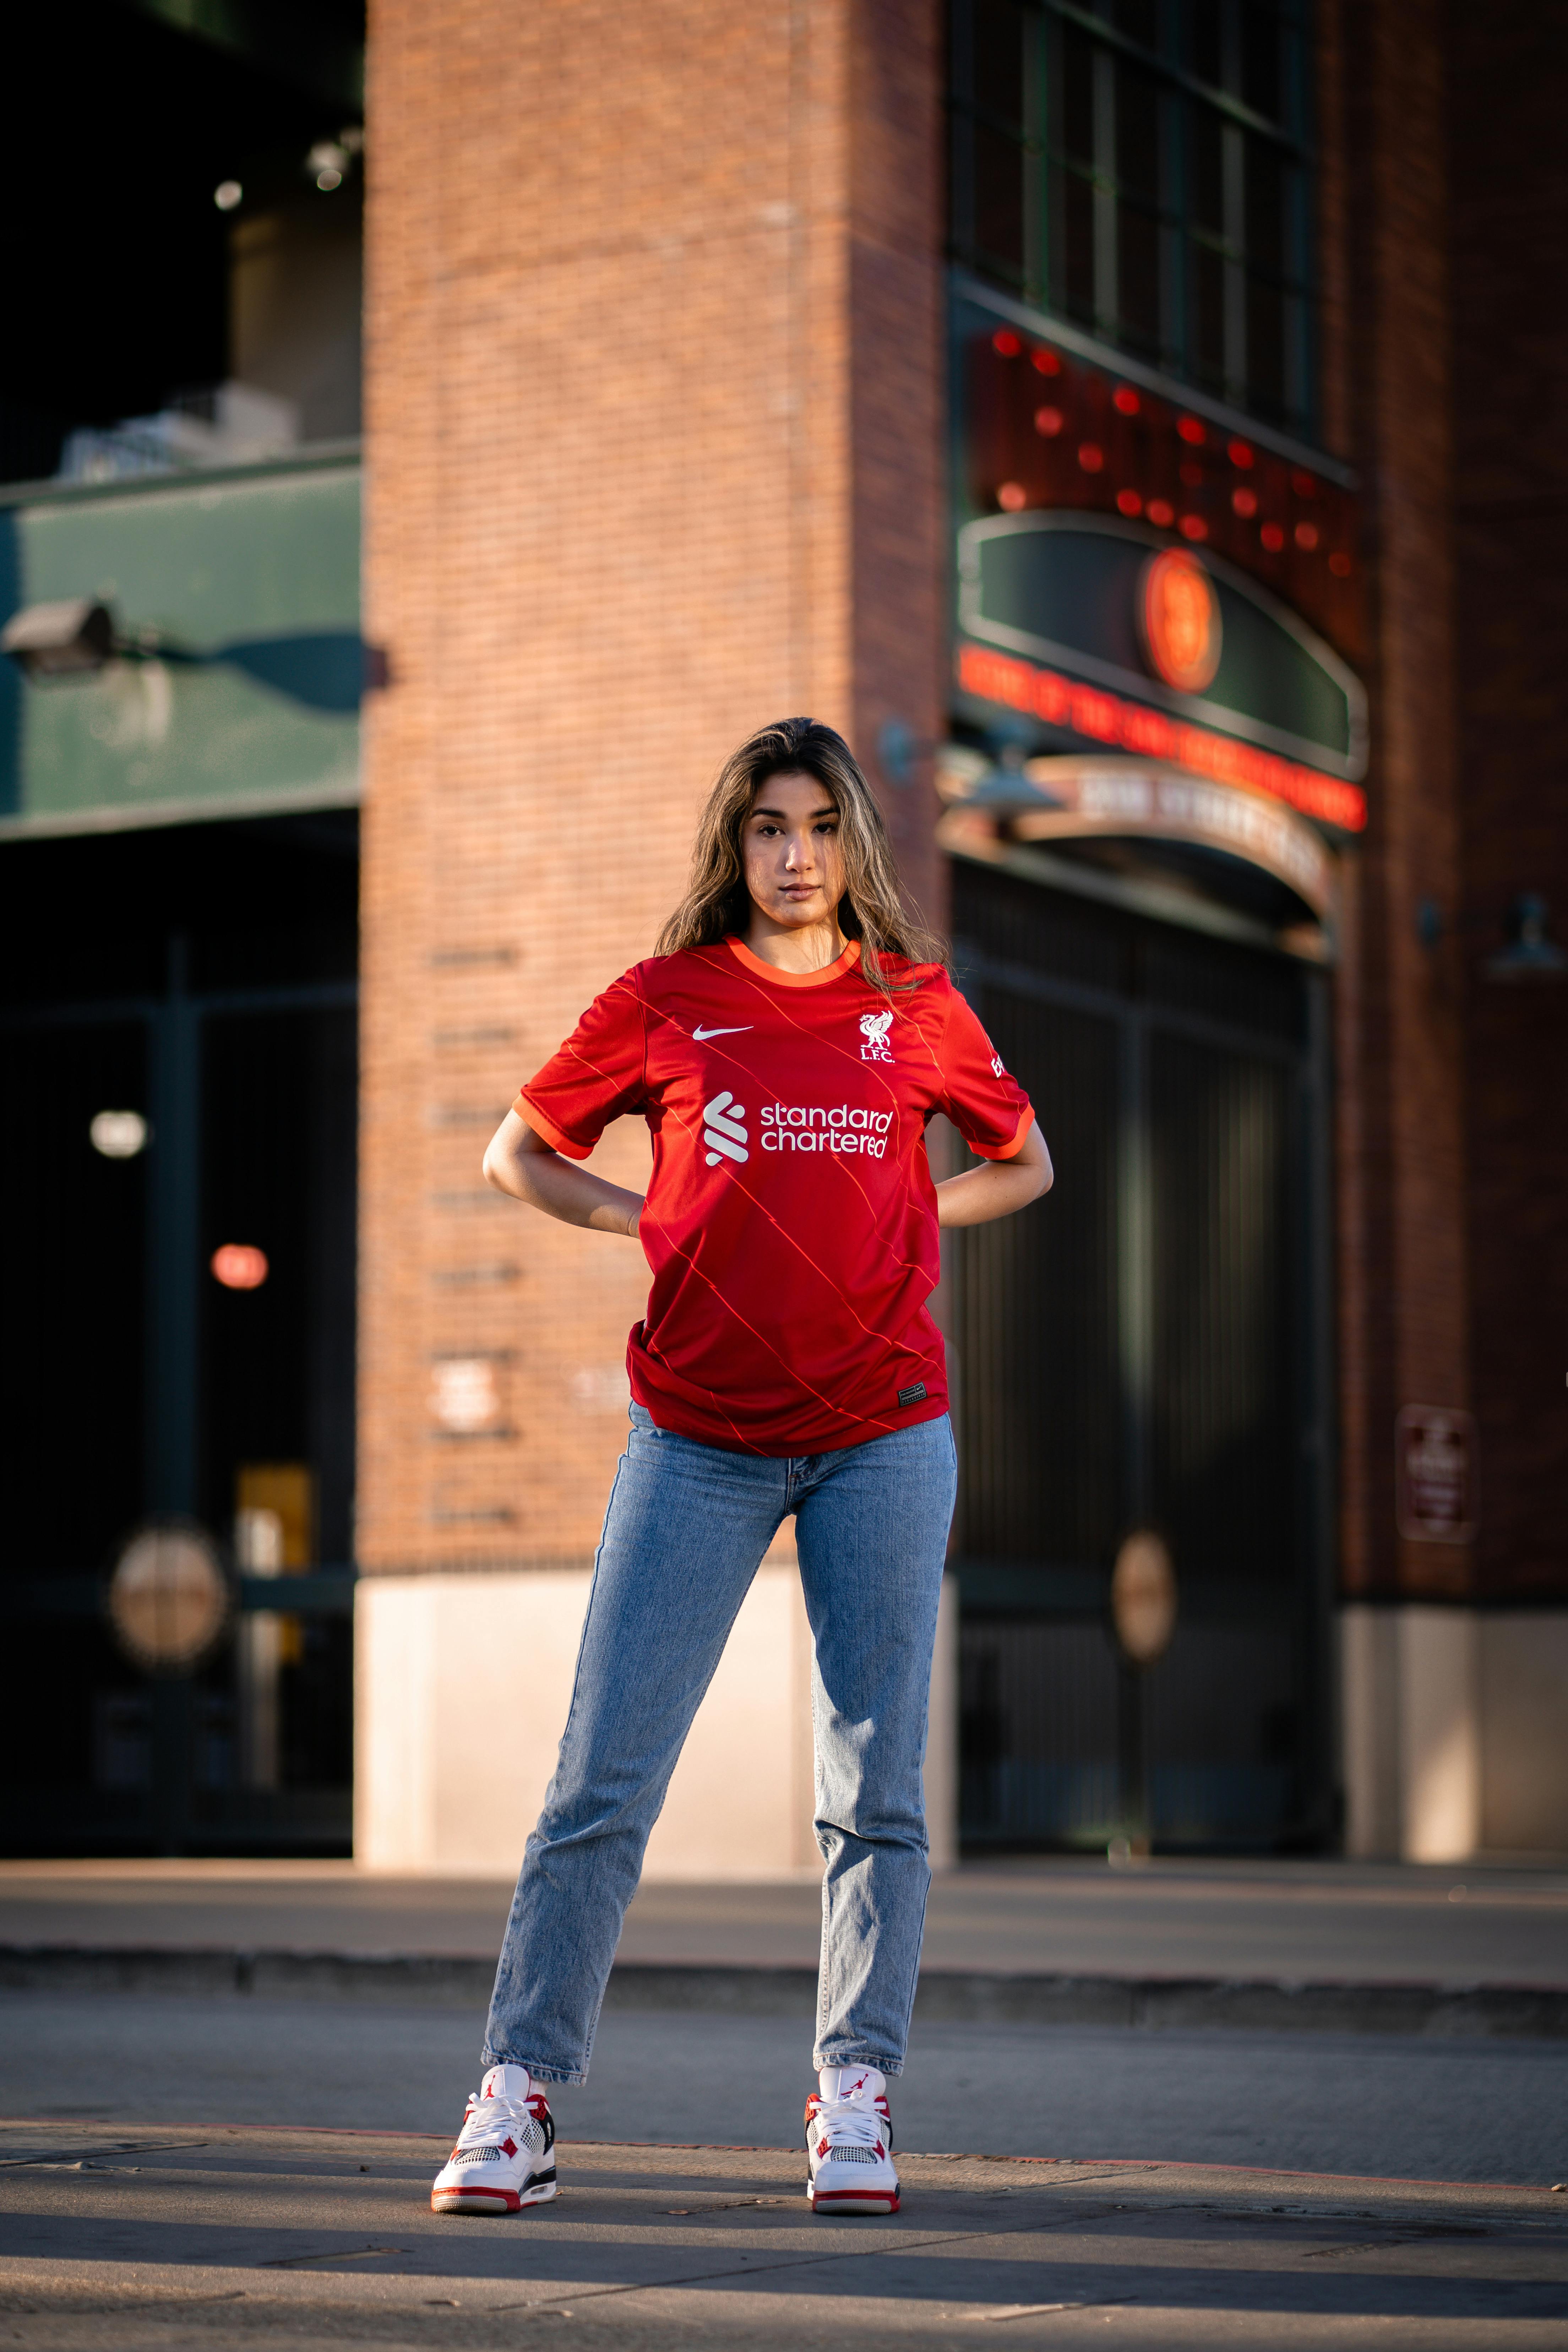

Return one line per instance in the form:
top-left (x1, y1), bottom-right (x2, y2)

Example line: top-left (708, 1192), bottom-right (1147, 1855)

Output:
top-left (1, 599), bottom-right (116, 681)
top-left (1484, 894), bottom-right (1568, 982)
top-left (2, 599), bottom-right (186, 684)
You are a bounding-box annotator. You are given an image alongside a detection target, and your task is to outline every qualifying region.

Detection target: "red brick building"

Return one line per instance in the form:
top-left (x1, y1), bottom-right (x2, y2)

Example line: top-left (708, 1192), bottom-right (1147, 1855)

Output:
top-left (1, 0), bottom-right (1562, 1863)
top-left (346, 0), bottom-right (1567, 1868)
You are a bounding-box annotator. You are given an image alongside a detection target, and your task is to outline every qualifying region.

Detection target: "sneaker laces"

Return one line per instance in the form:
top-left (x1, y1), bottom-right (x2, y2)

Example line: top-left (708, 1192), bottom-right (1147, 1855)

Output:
top-left (814, 2093), bottom-right (884, 2157)
top-left (453, 2089), bottom-right (537, 2152)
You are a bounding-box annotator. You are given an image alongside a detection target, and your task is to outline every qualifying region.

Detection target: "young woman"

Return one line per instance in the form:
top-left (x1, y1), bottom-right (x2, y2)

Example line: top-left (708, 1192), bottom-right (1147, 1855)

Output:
top-left (431, 717), bottom-right (1051, 2220)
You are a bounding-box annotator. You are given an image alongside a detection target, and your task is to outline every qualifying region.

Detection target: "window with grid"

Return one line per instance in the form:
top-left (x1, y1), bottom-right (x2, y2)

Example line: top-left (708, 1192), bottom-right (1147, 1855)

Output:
top-left (951, 0), bottom-right (1314, 436)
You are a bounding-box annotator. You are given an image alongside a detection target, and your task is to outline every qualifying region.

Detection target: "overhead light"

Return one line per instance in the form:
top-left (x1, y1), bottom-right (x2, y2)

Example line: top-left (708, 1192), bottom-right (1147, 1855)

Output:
top-left (214, 180), bottom-right (243, 211)
top-left (212, 1244), bottom-right (270, 1290)
top-left (90, 1110), bottom-right (150, 1159)
top-left (1484, 894), bottom-right (1568, 981)
top-left (308, 140), bottom-right (350, 191)
top-left (2, 599), bottom-right (114, 681)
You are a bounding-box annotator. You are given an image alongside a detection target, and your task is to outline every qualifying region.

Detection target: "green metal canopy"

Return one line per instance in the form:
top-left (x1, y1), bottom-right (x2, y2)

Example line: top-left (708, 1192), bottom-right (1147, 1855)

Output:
top-left (0, 456), bottom-right (361, 839)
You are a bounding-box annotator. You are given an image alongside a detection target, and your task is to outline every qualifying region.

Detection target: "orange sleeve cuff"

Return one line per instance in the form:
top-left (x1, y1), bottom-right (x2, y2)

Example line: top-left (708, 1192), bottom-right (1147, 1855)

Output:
top-left (513, 1091), bottom-right (595, 1161)
top-left (968, 1102), bottom-right (1036, 1163)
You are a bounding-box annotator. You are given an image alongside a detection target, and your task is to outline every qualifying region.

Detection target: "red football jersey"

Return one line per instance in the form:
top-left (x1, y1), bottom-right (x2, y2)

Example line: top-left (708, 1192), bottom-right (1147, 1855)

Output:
top-left (516, 936), bottom-right (1035, 1455)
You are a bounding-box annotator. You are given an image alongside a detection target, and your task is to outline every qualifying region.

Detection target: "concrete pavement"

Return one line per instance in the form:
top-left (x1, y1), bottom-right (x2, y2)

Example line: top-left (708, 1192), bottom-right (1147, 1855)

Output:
top-left (4, 1856), bottom-right (1567, 1984)
top-left (2, 2117), bottom-right (1564, 2349)
top-left (3, 1989), bottom-right (1567, 2183)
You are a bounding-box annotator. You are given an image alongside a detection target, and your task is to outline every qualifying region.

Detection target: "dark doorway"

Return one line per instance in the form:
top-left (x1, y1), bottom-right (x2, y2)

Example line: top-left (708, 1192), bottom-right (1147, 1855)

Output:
top-left (947, 859), bottom-right (1334, 1850)
top-left (0, 812), bottom-right (358, 1854)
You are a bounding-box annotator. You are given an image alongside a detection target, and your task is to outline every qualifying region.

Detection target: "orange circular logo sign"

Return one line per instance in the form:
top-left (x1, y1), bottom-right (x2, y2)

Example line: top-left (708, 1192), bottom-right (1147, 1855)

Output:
top-left (1139, 547), bottom-right (1222, 692)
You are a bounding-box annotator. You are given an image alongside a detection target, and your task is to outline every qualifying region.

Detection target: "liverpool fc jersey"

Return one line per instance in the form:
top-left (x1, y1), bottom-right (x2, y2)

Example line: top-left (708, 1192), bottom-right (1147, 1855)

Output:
top-left (516, 936), bottom-right (1035, 1455)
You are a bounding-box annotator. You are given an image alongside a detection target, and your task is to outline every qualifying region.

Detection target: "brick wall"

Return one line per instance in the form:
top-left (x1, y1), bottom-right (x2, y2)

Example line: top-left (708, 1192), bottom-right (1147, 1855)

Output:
top-left (1321, 0), bottom-right (1473, 1602)
top-left (358, 0), bottom-right (946, 1573)
top-left (1448, 0), bottom-right (1568, 1601)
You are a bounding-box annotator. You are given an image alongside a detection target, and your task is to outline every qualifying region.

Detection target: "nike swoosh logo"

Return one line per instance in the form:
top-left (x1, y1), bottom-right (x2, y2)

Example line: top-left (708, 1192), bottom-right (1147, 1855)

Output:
top-left (693, 1025), bottom-right (752, 1041)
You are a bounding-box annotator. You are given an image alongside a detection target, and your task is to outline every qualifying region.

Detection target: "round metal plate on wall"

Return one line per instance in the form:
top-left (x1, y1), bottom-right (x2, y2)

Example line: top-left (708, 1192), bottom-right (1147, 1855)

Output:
top-left (107, 1523), bottom-right (232, 1673)
top-left (1111, 1530), bottom-right (1178, 1666)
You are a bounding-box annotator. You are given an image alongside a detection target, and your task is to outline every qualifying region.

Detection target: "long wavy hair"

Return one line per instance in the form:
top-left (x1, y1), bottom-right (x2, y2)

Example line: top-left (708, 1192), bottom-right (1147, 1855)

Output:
top-left (657, 718), bottom-right (948, 994)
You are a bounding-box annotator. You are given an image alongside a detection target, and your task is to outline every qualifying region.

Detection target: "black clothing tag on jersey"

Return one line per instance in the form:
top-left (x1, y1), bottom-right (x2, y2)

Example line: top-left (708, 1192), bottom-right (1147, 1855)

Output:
top-left (898, 1381), bottom-right (928, 1408)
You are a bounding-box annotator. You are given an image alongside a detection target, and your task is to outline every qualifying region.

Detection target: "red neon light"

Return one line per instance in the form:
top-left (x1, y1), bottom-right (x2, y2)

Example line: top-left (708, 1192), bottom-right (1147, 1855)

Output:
top-left (1260, 521), bottom-right (1285, 552)
top-left (1078, 442), bottom-right (1104, 472)
top-left (1177, 417), bottom-right (1206, 445)
top-left (212, 1243), bottom-right (270, 1290)
top-left (1295, 521), bottom-right (1319, 550)
top-left (1147, 499), bottom-right (1175, 527)
top-left (1232, 487), bottom-right (1258, 518)
top-left (1113, 386), bottom-right (1140, 415)
top-left (1116, 489), bottom-right (1143, 516)
top-left (1031, 348), bottom-right (1061, 375)
top-left (997, 481), bottom-right (1028, 511)
top-left (993, 330), bottom-right (1022, 356)
top-left (1179, 514), bottom-right (1208, 541)
top-left (1034, 404), bottom-right (1064, 436)
top-left (1228, 438), bottom-right (1254, 468)
top-left (954, 642), bottom-right (1366, 832)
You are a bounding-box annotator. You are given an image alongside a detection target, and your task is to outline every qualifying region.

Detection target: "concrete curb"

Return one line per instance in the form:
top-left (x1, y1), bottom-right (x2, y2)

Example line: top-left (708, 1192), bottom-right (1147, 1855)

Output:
top-left (1, 1945), bottom-right (1565, 2037)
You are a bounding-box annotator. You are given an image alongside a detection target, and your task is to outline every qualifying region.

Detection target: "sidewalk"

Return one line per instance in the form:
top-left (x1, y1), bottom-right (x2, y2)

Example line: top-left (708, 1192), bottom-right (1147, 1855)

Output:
top-left (2, 2116), bottom-right (1564, 2350)
top-left (3, 1856), bottom-right (1566, 2036)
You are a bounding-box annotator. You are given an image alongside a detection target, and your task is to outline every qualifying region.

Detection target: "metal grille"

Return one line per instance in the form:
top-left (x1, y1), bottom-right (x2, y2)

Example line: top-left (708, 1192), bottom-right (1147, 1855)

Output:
top-left (949, 860), bottom-right (1331, 1849)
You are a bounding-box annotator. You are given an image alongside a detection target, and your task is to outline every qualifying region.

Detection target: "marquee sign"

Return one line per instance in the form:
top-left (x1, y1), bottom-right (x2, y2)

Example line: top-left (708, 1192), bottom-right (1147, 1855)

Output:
top-left (957, 512), bottom-right (1367, 816)
top-left (949, 292), bottom-right (1370, 859)
top-left (936, 755), bottom-right (1337, 926)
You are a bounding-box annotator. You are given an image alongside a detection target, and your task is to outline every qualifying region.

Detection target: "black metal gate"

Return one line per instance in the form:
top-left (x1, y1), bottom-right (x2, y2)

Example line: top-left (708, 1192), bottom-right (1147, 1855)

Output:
top-left (948, 860), bottom-right (1334, 1850)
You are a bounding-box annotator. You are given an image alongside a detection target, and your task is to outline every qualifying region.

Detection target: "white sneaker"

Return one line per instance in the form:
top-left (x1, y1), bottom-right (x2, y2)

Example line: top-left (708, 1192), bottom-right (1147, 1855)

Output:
top-left (431, 2063), bottom-right (558, 2214)
top-left (805, 2064), bottom-right (900, 2214)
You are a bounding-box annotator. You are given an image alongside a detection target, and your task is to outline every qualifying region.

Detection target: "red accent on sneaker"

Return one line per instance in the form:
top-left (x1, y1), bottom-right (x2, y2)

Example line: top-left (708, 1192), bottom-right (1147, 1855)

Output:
top-left (500, 2137), bottom-right (517, 2157)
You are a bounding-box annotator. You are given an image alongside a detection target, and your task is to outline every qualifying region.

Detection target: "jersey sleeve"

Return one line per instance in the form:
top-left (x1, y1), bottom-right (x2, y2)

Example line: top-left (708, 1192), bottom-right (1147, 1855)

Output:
top-left (514, 972), bottom-right (647, 1160)
top-left (936, 983), bottom-right (1035, 1160)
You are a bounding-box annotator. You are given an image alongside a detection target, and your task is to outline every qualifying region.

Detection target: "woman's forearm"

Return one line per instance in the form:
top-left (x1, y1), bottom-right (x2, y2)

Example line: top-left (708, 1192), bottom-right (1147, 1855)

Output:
top-left (935, 1120), bottom-right (1053, 1228)
top-left (482, 1109), bottom-right (643, 1236)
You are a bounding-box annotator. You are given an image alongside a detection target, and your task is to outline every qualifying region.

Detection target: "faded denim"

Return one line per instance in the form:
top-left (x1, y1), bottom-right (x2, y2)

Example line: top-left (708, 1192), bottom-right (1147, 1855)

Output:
top-left (483, 1403), bottom-right (957, 2084)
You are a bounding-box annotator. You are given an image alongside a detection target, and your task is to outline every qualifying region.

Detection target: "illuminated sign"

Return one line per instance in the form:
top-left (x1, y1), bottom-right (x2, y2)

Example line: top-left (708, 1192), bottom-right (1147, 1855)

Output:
top-left (954, 643), bottom-right (1367, 833)
top-left (950, 292), bottom-right (1370, 845)
top-left (957, 513), bottom-right (1366, 788)
top-left (1139, 548), bottom-right (1221, 692)
top-left (937, 755), bottom-right (1337, 925)
top-left (955, 295), bottom-right (1361, 659)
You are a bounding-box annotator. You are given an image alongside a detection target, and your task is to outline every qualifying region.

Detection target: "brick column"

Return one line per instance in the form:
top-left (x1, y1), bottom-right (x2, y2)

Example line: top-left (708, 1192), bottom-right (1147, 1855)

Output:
top-left (356, 0), bottom-right (947, 1866)
top-left (1323, 0), bottom-right (1475, 1856)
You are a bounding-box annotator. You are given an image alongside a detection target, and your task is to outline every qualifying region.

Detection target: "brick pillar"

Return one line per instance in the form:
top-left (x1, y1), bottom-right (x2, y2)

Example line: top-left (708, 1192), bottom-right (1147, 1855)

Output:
top-left (356, 0), bottom-right (947, 1866)
top-left (1323, 0), bottom-right (1475, 1856)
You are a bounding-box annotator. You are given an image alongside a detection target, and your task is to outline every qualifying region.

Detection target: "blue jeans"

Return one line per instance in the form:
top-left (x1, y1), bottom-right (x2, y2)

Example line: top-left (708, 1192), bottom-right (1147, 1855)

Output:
top-left (483, 1404), bottom-right (957, 2084)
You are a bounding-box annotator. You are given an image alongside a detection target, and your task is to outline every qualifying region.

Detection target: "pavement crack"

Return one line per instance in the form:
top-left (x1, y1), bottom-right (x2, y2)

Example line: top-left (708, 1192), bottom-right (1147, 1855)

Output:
top-left (261, 2245), bottom-right (410, 2269)
top-left (488, 2203), bottom-right (1135, 2318)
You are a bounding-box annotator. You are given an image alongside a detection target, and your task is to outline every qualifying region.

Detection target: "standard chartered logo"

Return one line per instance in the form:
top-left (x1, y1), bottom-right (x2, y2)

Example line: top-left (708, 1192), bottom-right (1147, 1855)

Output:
top-left (762, 1102), bottom-right (893, 1158)
top-left (703, 1090), bottom-right (749, 1167)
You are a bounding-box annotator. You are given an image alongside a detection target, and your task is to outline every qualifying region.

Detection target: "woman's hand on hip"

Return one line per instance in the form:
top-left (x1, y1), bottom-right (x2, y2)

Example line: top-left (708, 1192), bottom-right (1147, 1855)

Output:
top-left (482, 1110), bottom-right (644, 1237)
top-left (935, 1119), bottom-right (1052, 1228)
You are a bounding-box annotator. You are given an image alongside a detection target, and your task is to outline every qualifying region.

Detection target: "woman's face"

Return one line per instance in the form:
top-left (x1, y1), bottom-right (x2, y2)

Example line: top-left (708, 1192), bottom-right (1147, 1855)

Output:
top-left (740, 770), bottom-right (845, 932)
